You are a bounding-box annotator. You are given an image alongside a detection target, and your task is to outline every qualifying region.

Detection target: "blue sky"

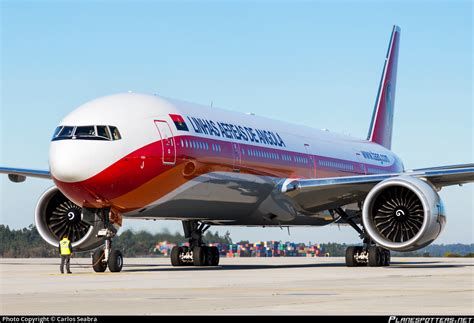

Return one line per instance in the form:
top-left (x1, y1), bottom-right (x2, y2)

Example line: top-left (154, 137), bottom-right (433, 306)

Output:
top-left (1, 0), bottom-right (472, 244)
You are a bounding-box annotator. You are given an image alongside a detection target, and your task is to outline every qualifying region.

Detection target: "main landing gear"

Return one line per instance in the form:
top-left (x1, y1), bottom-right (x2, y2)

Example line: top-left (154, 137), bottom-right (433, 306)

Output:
top-left (170, 221), bottom-right (220, 267)
top-left (332, 208), bottom-right (391, 267)
top-left (91, 208), bottom-right (123, 273)
top-left (345, 245), bottom-right (391, 267)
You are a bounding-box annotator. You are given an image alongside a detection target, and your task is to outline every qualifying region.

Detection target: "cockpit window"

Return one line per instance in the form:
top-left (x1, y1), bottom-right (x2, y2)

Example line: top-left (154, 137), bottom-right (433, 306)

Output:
top-left (59, 126), bottom-right (75, 138)
top-left (51, 125), bottom-right (121, 141)
top-left (109, 126), bottom-right (121, 140)
top-left (74, 126), bottom-right (96, 137)
top-left (52, 126), bottom-right (63, 139)
top-left (96, 126), bottom-right (111, 140)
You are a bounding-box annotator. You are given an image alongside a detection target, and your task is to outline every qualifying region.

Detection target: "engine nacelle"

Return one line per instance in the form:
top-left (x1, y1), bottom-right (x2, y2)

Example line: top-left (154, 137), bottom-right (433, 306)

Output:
top-left (35, 186), bottom-right (105, 252)
top-left (362, 176), bottom-right (446, 252)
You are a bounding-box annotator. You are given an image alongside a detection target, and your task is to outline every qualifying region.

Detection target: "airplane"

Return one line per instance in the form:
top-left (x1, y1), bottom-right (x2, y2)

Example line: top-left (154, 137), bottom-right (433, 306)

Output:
top-left (1, 25), bottom-right (473, 272)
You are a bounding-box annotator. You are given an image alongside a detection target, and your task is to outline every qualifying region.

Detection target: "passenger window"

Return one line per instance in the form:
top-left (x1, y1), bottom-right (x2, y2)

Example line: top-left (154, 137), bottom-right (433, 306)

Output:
top-left (96, 126), bottom-right (111, 140)
top-left (109, 126), bottom-right (122, 140)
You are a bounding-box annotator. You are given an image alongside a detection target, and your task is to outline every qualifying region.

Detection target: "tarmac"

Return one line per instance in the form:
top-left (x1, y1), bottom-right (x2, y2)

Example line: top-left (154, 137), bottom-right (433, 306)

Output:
top-left (0, 257), bottom-right (473, 315)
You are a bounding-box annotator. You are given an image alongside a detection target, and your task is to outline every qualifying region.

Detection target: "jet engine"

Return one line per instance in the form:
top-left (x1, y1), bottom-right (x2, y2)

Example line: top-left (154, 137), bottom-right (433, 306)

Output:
top-left (362, 176), bottom-right (446, 252)
top-left (35, 186), bottom-right (105, 251)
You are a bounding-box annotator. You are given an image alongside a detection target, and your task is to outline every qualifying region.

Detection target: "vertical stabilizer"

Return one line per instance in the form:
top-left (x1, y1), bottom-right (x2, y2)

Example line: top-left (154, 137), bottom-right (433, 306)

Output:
top-left (367, 25), bottom-right (401, 150)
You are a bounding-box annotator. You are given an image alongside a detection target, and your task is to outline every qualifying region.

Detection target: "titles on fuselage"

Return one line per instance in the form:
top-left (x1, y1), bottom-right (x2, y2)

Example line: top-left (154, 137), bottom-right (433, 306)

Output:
top-left (361, 151), bottom-right (390, 163)
top-left (187, 116), bottom-right (286, 147)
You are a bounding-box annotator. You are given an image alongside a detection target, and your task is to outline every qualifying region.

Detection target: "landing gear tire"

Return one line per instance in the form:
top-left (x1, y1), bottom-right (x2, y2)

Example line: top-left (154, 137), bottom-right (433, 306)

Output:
top-left (209, 246), bottom-right (220, 266)
top-left (203, 247), bottom-right (212, 266)
top-left (92, 248), bottom-right (107, 272)
top-left (368, 246), bottom-right (382, 267)
top-left (193, 246), bottom-right (206, 266)
top-left (171, 246), bottom-right (184, 267)
top-left (108, 249), bottom-right (123, 272)
top-left (380, 248), bottom-right (391, 266)
top-left (384, 249), bottom-right (391, 266)
top-left (379, 248), bottom-right (387, 267)
top-left (345, 246), bottom-right (358, 267)
top-left (202, 246), bottom-right (220, 266)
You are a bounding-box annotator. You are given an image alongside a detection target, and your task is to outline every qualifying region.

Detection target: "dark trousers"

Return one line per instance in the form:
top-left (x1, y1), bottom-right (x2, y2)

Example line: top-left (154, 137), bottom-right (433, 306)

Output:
top-left (60, 255), bottom-right (71, 273)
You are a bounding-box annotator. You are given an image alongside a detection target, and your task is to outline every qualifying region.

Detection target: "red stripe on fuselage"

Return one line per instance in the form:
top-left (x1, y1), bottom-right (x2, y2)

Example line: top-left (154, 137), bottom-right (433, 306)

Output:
top-left (54, 135), bottom-right (401, 210)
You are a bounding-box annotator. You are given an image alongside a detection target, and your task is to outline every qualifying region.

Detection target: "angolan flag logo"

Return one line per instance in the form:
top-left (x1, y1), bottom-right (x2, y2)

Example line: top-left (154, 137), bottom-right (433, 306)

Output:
top-left (169, 114), bottom-right (189, 131)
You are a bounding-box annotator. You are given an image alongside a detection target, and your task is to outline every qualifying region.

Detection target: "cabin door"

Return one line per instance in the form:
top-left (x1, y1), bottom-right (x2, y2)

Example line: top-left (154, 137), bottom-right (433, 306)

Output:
top-left (232, 142), bottom-right (241, 172)
top-left (154, 120), bottom-right (176, 165)
top-left (304, 143), bottom-right (316, 178)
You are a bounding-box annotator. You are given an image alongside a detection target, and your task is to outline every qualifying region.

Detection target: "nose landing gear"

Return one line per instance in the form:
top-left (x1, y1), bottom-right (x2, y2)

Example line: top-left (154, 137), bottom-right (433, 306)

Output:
top-left (90, 208), bottom-right (123, 273)
top-left (170, 221), bottom-right (220, 267)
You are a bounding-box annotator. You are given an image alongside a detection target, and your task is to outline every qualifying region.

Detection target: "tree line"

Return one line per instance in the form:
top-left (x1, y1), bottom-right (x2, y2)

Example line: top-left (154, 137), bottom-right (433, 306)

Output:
top-left (0, 224), bottom-right (472, 258)
top-left (0, 224), bottom-right (232, 257)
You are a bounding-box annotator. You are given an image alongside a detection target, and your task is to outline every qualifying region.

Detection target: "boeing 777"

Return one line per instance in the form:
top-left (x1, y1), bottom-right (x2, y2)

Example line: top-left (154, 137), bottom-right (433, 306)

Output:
top-left (1, 26), bottom-right (473, 271)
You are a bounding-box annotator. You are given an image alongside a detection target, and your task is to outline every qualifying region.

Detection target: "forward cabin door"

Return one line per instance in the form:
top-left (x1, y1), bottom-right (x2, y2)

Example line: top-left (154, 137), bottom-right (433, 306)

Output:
top-left (154, 120), bottom-right (176, 165)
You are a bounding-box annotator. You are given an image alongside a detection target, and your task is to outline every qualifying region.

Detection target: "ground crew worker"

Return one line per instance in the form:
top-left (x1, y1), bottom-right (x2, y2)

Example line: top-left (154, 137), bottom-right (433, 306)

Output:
top-left (59, 235), bottom-right (73, 274)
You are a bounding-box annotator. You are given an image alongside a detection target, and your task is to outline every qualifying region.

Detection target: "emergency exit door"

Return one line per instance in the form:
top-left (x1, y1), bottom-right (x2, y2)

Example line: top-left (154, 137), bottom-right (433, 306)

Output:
top-left (154, 120), bottom-right (176, 164)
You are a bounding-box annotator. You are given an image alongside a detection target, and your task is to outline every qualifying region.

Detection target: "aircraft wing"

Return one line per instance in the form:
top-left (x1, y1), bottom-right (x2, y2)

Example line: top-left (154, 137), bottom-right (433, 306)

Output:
top-left (281, 163), bottom-right (474, 213)
top-left (0, 167), bottom-right (51, 182)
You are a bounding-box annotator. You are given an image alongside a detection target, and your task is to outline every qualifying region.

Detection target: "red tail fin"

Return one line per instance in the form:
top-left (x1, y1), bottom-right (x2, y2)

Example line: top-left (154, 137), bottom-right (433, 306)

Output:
top-left (367, 25), bottom-right (401, 150)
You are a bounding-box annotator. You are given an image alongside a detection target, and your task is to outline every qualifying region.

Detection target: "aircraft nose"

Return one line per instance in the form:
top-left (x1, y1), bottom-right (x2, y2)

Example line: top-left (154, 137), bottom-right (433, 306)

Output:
top-left (49, 141), bottom-right (97, 182)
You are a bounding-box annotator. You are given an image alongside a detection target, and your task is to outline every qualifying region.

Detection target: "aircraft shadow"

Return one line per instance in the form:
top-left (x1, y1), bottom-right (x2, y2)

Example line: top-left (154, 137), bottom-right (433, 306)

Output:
top-left (122, 262), bottom-right (346, 272)
top-left (120, 260), bottom-right (473, 273)
top-left (2, 259), bottom-right (471, 271)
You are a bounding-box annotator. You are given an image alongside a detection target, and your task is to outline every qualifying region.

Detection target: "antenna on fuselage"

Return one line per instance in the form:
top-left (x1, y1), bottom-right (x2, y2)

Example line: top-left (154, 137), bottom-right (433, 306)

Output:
top-left (211, 101), bottom-right (213, 108)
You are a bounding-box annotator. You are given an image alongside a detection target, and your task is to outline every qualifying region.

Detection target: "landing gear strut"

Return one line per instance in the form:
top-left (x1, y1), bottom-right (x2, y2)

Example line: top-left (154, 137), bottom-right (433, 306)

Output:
top-left (332, 208), bottom-right (390, 267)
top-left (91, 208), bottom-right (123, 273)
top-left (170, 221), bottom-right (220, 267)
